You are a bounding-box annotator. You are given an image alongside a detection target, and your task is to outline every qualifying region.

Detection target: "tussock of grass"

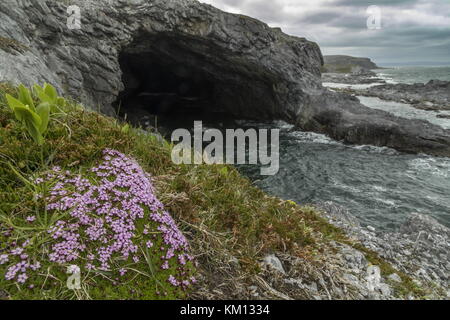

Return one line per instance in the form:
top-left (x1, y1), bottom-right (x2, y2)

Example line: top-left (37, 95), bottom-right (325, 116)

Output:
top-left (0, 37), bottom-right (28, 55)
top-left (0, 83), bottom-right (426, 299)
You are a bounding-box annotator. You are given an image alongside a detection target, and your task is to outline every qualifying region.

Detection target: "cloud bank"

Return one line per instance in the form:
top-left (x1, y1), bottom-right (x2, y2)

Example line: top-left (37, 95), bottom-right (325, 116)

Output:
top-left (201, 0), bottom-right (450, 65)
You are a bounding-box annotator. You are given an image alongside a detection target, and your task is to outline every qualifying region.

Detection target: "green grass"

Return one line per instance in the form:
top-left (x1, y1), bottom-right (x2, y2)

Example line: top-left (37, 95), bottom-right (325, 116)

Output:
top-left (0, 37), bottom-right (28, 55)
top-left (0, 82), bottom-right (430, 300)
top-left (321, 64), bottom-right (353, 74)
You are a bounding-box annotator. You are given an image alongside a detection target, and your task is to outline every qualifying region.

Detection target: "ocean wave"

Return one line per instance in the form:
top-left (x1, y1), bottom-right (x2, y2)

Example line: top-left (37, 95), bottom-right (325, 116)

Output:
top-left (288, 130), bottom-right (341, 145)
top-left (408, 157), bottom-right (450, 177)
top-left (375, 73), bottom-right (398, 84)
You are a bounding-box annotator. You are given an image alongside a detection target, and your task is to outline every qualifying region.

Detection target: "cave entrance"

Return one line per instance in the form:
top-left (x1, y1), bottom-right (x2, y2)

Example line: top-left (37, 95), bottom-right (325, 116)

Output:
top-left (115, 34), bottom-right (279, 134)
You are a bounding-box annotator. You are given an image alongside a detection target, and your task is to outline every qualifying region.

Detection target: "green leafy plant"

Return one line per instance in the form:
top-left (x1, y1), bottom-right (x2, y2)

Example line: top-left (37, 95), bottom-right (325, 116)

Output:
top-left (33, 83), bottom-right (66, 113)
top-left (4, 83), bottom-right (64, 145)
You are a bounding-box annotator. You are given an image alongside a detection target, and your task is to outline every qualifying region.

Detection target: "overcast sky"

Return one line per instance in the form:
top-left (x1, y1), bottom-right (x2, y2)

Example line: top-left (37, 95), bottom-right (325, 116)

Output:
top-left (201, 0), bottom-right (450, 65)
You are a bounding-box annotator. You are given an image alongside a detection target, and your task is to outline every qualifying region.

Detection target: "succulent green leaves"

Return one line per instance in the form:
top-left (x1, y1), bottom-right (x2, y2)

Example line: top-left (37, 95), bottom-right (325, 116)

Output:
top-left (4, 83), bottom-right (65, 145)
top-left (33, 83), bottom-right (66, 112)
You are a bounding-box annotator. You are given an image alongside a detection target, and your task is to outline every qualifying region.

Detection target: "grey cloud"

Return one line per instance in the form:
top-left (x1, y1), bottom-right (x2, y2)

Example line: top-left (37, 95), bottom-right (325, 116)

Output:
top-left (205, 0), bottom-right (450, 64)
top-left (334, 0), bottom-right (419, 7)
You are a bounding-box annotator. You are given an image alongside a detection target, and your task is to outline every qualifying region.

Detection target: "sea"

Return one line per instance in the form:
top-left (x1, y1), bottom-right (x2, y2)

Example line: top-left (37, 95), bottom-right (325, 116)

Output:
top-left (137, 66), bottom-right (450, 231)
top-left (238, 66), bottom-right (450, 230)
top-left (374, 66), bottom-right (450, 84)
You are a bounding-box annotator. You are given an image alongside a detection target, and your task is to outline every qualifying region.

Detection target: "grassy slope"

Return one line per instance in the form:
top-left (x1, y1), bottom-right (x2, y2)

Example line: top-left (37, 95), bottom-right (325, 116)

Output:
top-left (0, 83), bottom-right (426, 299)
top-left (321, 64), bottom-right (353, 74)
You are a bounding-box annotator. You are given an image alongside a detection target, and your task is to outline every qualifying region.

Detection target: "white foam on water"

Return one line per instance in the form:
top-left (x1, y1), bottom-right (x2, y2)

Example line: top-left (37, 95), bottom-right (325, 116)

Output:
top-left (375, 198), bottom-right (398, 207)
top-left (374, 72), bottom-right (398, 84)
top-left (323, 82), bottom-right (384, 90)
top-left (289, 130), bottom-right (341, 145)
top-left (273, 120), bottom-right (295, 130)
top-left (373, 185), bottom-right (388, 192)
top-left (289, 130), bottom-right (400, 156)
top-left (351, 144), bottom-right (399, 155)
top-left (408, 157), bottom-right (450, 178)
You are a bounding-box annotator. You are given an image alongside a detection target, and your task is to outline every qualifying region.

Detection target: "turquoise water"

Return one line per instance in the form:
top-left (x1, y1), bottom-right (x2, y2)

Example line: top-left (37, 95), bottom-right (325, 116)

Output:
top-left (375, 66), bottom-right (450, 84)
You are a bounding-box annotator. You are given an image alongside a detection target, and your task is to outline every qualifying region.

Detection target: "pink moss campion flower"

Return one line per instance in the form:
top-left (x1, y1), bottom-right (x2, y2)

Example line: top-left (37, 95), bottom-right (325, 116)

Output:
top-left (0, 254), bottom-right (8, 265)
top-left (119, 268), bottom-right (127, 276)
top-left (26, 216), bottom-right (36, 223)
top-left (10, 248), bottom-right (24, 256)
top-left (22, 240), bottom-right (31, 247)
top-left (17, 273), bottom-right (28, 284)
top-left (168, 275), bottom-right (179, 287)
top-left (161, 261), bottom-right (169, 270)
top-left (86, 263), bottom-right (94, 271)
top-left (17, 149), bottom-right (196, 289)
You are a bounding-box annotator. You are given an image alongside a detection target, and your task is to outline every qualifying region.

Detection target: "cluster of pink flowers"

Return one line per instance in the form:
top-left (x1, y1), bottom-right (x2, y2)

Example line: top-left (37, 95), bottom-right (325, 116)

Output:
top-left (2, 149), bottom-right (195, 291)
top-left (1, 241), bottom-right (41, 284)
top-left (41, 149), bottom-right (193, 288)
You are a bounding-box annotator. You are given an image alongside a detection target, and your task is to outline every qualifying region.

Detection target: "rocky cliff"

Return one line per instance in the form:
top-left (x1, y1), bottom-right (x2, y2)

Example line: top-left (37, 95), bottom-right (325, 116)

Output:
top-left (1, 0), bottom-right (450, 156)
top-left (322, 55), bottom-right (380, 73)
top-left (0, 0), bottom-right (324, 120)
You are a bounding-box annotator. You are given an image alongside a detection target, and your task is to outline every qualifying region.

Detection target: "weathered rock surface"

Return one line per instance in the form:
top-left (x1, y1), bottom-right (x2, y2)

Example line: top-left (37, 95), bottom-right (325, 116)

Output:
top-left (0, 0), bottom-right (324, 120)
top-left (1, 0), bottom-right (450, 156)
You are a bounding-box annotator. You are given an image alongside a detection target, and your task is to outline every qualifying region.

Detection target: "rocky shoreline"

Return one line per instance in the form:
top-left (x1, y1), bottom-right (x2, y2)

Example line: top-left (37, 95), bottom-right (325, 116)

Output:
top-left (349, 80), bottom-right (450, 112)
top-left (316, 202), bottom-right (449, 298)
top-left (253, 201), bottom-right (449, 300)
top-left (322, 70), bottom-right (386, 85)
top-left (319, 68), bottom-right (450, 299)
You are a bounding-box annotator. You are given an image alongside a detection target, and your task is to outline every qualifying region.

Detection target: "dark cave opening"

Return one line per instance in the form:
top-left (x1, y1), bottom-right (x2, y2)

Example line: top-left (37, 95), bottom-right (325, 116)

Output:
top-left (114, 34), bottom-right (281, 132)
top-left (118, 51), bottom-right (216, 118)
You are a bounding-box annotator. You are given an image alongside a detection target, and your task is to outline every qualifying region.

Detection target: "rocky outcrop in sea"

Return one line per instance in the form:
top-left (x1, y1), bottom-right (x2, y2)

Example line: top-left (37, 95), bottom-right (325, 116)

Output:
top-left (351, 80), bottom-right (450, 111)
top-left (322, 55), bottom-right (380, 73)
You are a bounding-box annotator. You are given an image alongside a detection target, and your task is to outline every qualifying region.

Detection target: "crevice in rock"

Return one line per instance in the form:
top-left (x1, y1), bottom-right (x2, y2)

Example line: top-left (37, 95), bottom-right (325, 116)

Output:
top-left (114, 32), bottom-right (281, 127)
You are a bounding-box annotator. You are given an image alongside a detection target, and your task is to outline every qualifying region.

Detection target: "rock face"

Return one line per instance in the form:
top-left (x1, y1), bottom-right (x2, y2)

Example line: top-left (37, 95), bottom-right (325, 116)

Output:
top-left (0, 0), bottom-right (323, 120)
top-left (322, 55), bottom-right (380, 73)
top-left (1, 0), bottom-right (450, 156)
